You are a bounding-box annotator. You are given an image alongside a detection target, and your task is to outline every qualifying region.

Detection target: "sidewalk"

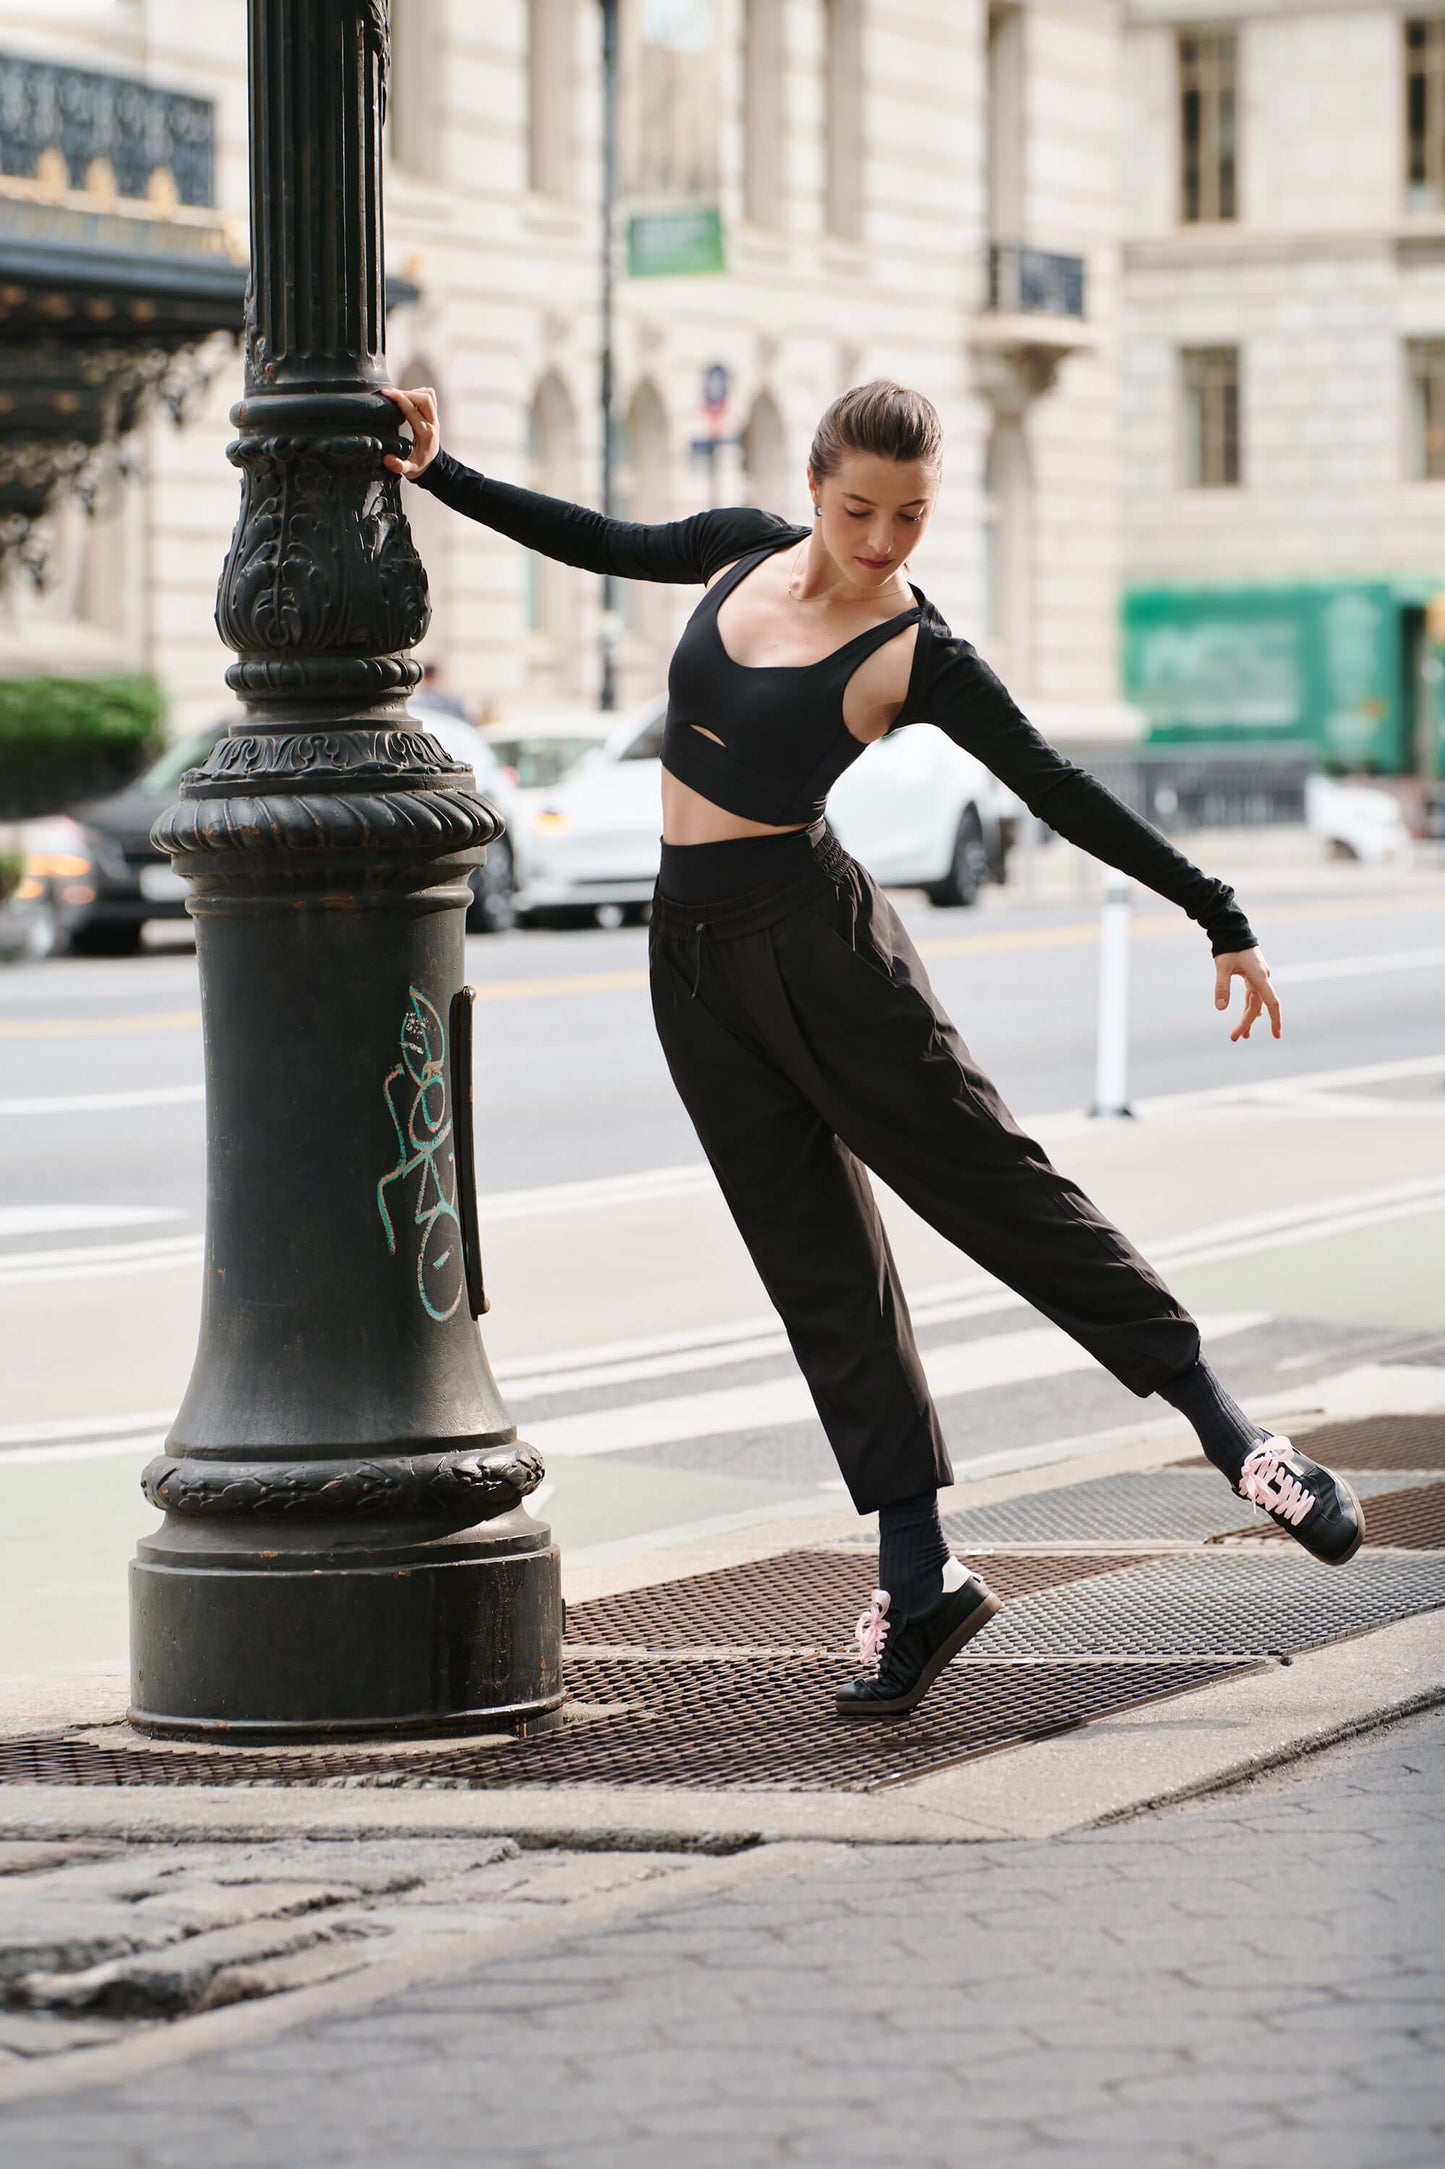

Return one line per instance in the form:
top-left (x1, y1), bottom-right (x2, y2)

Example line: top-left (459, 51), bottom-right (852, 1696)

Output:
top-left (1, 1368), bottom-right (1443, 2163)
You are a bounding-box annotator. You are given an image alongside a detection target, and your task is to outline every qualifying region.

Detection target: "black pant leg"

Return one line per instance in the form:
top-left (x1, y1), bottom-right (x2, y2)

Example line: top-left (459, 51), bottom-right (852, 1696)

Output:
top-left (766, 865), bottom-right (1202, 1398)
top-left (649, 918), bottom-right (951, 1512)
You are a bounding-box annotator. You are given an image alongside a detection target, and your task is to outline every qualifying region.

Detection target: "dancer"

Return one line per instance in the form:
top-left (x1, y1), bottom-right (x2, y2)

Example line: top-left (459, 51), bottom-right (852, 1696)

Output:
top-left (382, 379), bottom-right (1365, 1718)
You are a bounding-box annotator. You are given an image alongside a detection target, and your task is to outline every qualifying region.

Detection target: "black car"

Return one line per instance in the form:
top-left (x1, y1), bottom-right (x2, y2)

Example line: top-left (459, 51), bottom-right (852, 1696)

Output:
top-left (16, 707), bottom-right (518, 956)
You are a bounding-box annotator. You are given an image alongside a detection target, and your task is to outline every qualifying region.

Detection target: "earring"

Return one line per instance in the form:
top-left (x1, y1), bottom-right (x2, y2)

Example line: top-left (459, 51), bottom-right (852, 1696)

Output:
top-left (812, 501), bottom-right (820, 516)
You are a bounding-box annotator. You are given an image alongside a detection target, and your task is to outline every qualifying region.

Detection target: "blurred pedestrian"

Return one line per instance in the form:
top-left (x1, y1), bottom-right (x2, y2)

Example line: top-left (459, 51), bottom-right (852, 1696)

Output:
top-left (384, 378), bottom-right (1364, 1719)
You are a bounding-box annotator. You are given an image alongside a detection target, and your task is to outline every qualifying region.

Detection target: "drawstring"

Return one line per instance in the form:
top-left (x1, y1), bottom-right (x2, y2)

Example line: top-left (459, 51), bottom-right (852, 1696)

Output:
top-left (689, 920), bottom-right (706, 999)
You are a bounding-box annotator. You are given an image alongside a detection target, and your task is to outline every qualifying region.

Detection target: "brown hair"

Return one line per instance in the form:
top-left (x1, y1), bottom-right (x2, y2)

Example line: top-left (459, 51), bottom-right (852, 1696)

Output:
top-left (808, 379), bottom-right (944, 481)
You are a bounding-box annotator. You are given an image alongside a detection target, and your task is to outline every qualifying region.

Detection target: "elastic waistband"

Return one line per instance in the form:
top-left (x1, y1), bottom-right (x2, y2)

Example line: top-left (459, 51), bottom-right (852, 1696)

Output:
top-left (650, 822), bottom-right (852, 941)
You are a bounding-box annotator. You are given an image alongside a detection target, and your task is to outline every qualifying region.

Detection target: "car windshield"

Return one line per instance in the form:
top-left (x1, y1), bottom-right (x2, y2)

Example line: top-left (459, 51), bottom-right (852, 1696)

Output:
top-left (487, 735), bottom-right (606, 789)
top-left (141, 727), bottom-right (226, 792)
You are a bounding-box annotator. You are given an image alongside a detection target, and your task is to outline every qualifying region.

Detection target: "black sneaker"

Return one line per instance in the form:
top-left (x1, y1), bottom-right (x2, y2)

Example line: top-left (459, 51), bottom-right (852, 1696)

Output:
top-left (1235, 1435), bottom-right (1365, 1564)
top-left (835, 1571), bottom-right (1002, 1717)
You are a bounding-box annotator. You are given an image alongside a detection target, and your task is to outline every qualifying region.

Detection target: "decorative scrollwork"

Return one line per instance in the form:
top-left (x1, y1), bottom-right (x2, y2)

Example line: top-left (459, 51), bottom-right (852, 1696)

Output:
top-left (194, 729), bottom-right (466, 783)
top-left (141, 1442), bottom-right (543, 1520)
top-left (216, 438), bottom-right (429, 665)
top-left (153, 783), bottom-right (502, 860)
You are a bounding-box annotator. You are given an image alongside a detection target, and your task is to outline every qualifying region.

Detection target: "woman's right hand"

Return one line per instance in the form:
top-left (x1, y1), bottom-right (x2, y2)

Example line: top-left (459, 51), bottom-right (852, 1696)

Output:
top-left (380, 384), bottom-right (440, 479)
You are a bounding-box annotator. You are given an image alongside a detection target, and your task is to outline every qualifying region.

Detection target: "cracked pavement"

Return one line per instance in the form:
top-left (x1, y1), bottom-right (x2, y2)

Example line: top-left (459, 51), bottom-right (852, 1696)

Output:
top-left (3, 1709), bottom-right (1443, 2166)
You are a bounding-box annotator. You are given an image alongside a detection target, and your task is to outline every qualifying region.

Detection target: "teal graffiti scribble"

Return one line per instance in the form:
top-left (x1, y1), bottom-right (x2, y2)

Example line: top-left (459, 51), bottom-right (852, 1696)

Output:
top-left (377, 987), bottom-right (465, 1323)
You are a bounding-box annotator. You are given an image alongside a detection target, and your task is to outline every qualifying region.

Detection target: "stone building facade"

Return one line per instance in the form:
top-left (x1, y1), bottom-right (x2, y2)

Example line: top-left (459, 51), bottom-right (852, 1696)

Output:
top-left (1121, 0), bottom-right (1445, 778)
top-left (0, 0), bottom-right (1128, 747)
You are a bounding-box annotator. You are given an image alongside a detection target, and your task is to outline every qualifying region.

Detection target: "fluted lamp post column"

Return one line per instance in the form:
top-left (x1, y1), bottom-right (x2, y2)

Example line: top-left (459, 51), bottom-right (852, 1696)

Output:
top-left (128, 0), bottom-right (562, 1738)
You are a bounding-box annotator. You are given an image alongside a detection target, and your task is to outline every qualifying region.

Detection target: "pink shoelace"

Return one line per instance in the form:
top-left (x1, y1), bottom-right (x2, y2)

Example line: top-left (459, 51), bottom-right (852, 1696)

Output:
top-left (1238, 1440), bottom-right (1315, 1528)
top-left (855, 1589), bottom-right (891, 1669)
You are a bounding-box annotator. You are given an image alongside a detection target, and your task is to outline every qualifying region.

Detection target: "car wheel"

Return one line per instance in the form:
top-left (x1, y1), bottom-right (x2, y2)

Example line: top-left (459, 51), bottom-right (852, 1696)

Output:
top-left (69, 920), bottom-right (144, 957)
top-left (466, 838), bottom-right (517, 934)
top-left (593, 902), bottom-right (627, 930)
top-left (924, 806), bottom-right (990, 909)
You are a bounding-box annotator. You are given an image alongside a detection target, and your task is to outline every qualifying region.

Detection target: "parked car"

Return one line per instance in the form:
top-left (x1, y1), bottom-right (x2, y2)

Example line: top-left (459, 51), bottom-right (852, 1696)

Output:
top-left (1304, 772), bottom-right (1414, 865)
top-left (515, 697), bottom-right (1008, 925)
top-left (483, 714), bottom-right (613, 807)
top-left (11, 697), bottom-right (523, 955)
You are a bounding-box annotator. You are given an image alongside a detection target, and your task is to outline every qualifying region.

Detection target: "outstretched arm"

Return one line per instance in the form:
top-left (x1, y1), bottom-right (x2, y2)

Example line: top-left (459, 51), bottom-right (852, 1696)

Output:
top-left (380, 385), bottom-right (800, 586)
top-left (904, 635), bottom-right (1281, 1040)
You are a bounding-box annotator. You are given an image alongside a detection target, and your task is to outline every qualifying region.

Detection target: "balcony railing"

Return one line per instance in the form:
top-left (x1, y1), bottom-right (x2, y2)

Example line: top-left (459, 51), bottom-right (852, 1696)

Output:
top-left (0, 51), bottom-right (214, 208)
top-left (986, 241), bottom-right (1086, 320)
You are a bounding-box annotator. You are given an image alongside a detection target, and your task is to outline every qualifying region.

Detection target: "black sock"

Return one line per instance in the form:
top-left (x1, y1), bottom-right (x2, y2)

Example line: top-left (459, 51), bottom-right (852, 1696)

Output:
top-left (1156, 1358), bottom-right (1268, 1485)
top-left (877, 1491), bottom-right (949, 1615)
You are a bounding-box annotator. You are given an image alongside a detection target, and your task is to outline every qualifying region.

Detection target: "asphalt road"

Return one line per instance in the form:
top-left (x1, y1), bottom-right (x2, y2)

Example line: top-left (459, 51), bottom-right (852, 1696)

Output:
top-left (3, 839), bottom-right (1444, 1683)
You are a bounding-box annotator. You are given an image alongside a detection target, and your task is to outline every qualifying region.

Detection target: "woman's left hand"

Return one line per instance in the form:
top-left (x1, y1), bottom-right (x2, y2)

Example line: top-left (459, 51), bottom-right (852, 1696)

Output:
top-left (1214, 947), bottom-right (1281, 1042)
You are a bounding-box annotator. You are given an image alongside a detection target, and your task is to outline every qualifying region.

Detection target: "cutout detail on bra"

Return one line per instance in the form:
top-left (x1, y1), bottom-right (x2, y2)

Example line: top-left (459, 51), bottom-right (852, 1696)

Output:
top-left (690, 724), bottom-right (726, 747)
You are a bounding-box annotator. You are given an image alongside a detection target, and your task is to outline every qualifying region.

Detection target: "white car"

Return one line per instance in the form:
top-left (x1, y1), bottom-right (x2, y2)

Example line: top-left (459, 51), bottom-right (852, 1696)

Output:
top-left (483, 714), bottom-right (613, 813)
top-left (410, 697), bottom-right (526, 933)
top-left (516, 696), bottom-right (1006, 925)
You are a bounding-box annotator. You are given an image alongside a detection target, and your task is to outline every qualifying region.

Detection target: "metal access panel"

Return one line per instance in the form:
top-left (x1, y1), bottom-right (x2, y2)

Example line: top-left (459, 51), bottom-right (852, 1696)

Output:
top-left (916, 1468), bottom-right (1432, 1550)
top-left (0, 1659), bottom-right (1254, 1796)
top-left (968, 1551), bottom-right (1445, 1660)
top-left (566, 1549), bottom-right (1156, 1653)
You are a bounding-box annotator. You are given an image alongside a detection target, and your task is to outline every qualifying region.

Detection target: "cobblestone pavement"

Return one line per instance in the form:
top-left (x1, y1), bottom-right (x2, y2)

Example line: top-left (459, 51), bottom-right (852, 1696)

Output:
top-left (4, 1711), bottom-right (1445, 2168)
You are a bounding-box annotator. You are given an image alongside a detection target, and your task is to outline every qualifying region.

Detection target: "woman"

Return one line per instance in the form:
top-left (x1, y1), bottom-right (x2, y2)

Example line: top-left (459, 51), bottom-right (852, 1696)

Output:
top-left (382, 378), bottom-right (1364, 1719)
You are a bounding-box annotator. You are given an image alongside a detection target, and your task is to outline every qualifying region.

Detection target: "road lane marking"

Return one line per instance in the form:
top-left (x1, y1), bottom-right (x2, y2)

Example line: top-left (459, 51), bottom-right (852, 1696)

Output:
top-left (0, 1205), bottom-right (183, 1239)
top-left (525, 1312), bottom-right (1267, 1458)
top-left (0, 1010), bottom-right (200, 1040)
top-left (0, 1234), bottom-right (202, 1285)
top-left (0, 1408), bottom-right (175, 1447)
top-left (6, 891), bottom-right (1442, 1035)
top-left (0, 1086), bottom-right (204, 1118)
top-left (0, 1433), bottom-right (168, 1467)
top-left (1270, 946), bottom-right (1445, 984)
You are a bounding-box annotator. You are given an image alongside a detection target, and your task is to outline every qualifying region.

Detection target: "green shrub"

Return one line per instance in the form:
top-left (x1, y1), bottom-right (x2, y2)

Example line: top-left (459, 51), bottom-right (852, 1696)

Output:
top-left (0, 850), bottom-right (20, 902)
top-left (0, 676), bottom-right (165, 820)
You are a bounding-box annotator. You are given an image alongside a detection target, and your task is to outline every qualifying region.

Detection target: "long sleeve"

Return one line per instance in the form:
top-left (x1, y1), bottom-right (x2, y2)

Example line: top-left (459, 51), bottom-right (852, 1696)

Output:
top-left (901, 625), bottom-right (1258, 956)
top-left (413, 450), bottom-right (804, 585)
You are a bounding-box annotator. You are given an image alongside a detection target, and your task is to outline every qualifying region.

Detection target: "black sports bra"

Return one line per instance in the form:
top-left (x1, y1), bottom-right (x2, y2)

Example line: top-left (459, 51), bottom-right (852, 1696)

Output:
top-left (411, 455), bottom-right (1260, 956)
top-left (661, 540), bottom-right (921, 828)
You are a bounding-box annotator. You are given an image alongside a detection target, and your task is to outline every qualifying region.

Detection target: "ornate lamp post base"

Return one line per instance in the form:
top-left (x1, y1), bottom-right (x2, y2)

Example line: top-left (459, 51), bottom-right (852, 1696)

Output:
top-left (128, 1), bottom-right (563, 1742)
top-left (131, 1516), bottom-right (561, 1741)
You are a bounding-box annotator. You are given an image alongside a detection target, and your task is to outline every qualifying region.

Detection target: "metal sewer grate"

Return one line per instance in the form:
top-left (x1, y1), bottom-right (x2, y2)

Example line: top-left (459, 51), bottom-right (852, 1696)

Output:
top-left (866, 1469), bottom-right (1431, 1551)
top-left (566, 1549), bottom-right (1156, 1652)
top-left (1174, 1413), bottom-right (1445, 1472)
top-left (0, 1659), bottom-right (1252, 1796)
top-left (1225, 1479), bottom-right (1445, 1554)
top-left (966, 1549), bottom-right (1445, 1659)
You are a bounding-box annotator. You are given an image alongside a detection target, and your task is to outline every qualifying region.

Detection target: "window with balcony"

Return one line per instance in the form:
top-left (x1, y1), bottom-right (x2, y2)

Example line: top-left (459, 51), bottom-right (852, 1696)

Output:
top-left (1179, 29), bottom-right (1237, 222)
top-left (1181, 347), bottom-right (1240, 487)
top-left (1406, 21), bottom-right (1445, 211)
top-left (1408, 339), bottom-right (1445, 477)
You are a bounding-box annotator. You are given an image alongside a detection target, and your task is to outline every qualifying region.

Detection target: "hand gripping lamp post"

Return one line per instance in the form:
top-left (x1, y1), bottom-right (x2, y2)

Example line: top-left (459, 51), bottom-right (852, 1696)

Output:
top-left (128, 0), bottom-right (562, 1738)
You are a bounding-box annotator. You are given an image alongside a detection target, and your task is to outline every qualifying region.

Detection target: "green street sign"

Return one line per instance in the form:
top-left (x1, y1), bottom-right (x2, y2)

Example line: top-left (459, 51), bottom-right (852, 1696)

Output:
top-left (626, 204), bottom-right (725, 278)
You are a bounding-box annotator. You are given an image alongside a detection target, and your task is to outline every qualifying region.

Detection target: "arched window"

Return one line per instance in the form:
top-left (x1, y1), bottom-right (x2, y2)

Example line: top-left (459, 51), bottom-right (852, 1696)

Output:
top-left (619, 379), bottom-right (670, 650)
top-left (743, 389), bottom-right (789, 514)
top-left (389, 0), bottom-right (446, 182)
top-left (528, 0), bottom-right (575, 198)
top-left (526, 371), bottom-right (578, 642)
top-left (982, 416), bottom-right (1031, 685)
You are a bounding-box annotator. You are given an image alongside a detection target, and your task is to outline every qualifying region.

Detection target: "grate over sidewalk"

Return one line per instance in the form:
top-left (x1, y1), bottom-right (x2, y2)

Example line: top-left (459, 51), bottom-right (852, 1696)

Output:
top-left (565, 1548), bottom-right (1151, 1653)
top-left (0, 1659), bottom-right (1252, 1796)
top-left (1, 1411), bottom-right (1442, 1797)
top-left (1174, 1412), bottom-right (1445, 1473)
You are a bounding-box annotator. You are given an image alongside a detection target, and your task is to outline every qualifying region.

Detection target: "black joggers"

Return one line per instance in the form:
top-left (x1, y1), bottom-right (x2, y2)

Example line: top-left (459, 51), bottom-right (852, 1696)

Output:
top-left (647, 823), bottom-right (1202, 1515)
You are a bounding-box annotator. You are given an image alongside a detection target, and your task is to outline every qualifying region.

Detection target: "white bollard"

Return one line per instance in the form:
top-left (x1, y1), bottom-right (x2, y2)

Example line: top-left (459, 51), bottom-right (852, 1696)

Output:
top-left (1091, 868), bottom-right (1134, 1119)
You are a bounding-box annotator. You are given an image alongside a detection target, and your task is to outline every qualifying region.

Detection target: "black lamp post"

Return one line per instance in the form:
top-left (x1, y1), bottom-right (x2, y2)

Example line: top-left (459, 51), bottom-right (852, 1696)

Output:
top-left (599, 0), bottom-right (620, 713)
top-left (128, 0), bottom-right (562, 1739)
